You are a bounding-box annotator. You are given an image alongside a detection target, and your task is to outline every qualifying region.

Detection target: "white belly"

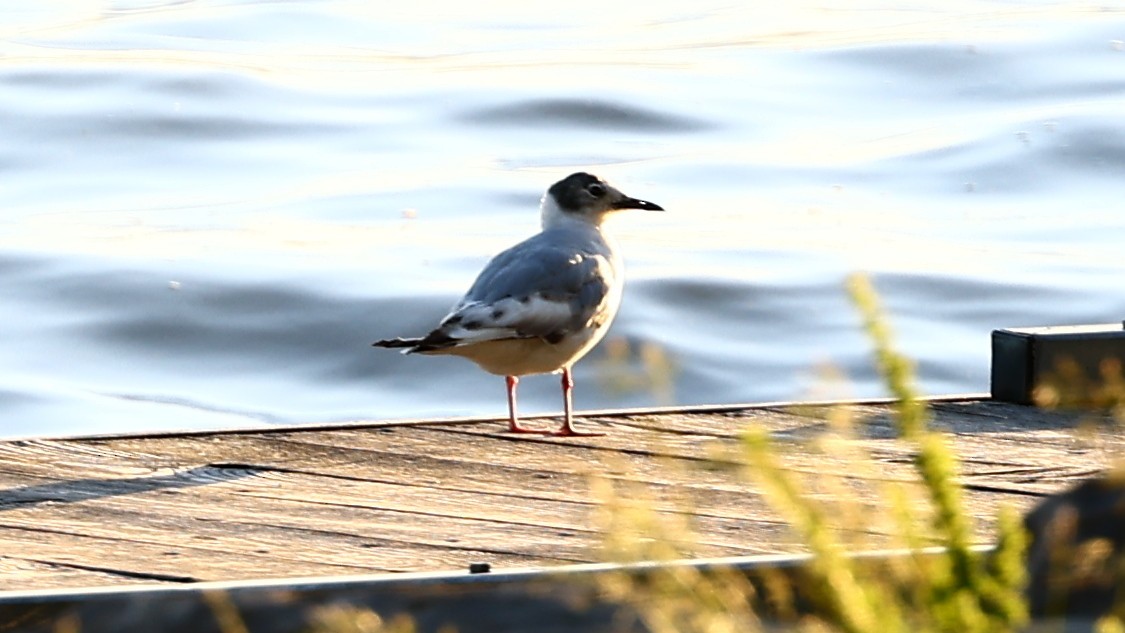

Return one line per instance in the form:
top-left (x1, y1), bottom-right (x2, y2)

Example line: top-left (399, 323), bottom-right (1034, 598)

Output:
top-left (429, 319), bottom-right (612, 376)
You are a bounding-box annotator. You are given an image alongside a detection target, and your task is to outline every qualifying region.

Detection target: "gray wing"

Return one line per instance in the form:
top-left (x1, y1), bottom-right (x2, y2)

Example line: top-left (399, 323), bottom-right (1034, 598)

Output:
top-left (427, 231), bottom-right (617, 348)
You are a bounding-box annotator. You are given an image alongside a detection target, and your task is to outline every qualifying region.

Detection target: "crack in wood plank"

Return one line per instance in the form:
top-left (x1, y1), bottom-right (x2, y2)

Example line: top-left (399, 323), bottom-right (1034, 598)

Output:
top-left (18, 558), bottom-right (199, 583)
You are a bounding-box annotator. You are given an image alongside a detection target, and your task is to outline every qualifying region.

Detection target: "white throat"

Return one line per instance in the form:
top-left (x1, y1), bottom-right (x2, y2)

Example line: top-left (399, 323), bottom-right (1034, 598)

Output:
top-left (539, 194), bottom-right (603, 230)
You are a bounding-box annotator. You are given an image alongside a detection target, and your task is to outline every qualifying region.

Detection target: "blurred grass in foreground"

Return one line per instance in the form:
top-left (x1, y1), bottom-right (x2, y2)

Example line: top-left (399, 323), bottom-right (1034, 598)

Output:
top-left (590, 273), bottom-right (1029, 633)
top-left (303, 604), bottom-right (421, 633)
top-left (596, 337), bottom-right (678, 405)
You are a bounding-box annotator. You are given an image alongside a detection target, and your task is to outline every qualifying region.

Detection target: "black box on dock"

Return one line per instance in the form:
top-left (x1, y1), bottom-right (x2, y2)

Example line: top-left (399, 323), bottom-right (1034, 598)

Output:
top-left (991, 323), bottom-right (1125, 406)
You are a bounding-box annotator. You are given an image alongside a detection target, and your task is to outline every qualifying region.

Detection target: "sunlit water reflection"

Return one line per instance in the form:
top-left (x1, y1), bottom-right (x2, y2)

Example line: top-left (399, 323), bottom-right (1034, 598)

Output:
top-left (2, 2), bottom-right (1124, 437)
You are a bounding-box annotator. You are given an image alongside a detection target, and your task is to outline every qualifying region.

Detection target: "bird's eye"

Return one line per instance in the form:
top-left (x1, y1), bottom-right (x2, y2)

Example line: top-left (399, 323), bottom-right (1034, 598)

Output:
top-left (586, 183), bottom-right (606, 197)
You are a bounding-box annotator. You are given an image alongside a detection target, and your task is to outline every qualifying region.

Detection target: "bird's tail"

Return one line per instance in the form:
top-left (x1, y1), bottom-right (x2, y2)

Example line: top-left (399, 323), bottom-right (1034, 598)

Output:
top-left (372, 337), bottom-right (422, 354)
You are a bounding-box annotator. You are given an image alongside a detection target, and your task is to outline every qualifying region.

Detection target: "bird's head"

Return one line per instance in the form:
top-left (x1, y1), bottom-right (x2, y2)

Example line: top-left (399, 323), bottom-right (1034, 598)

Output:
top-left (541, 172), bottom-right (663, 228)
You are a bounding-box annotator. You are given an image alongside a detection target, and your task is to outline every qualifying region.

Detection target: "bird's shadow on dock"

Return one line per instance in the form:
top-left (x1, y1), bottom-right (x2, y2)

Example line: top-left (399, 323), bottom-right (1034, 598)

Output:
top-left (0, 463), bottom-right (257, 511)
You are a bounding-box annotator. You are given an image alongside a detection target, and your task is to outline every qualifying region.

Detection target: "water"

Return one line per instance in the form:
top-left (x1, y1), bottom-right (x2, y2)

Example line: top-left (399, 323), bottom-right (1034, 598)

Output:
top-left (2, 2), bottom-right (1124, 438)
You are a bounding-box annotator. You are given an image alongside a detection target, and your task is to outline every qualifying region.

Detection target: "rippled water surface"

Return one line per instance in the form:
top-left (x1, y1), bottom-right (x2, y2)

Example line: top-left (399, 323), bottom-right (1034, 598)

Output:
top-left (3, 2), bottom-right (1124, 437)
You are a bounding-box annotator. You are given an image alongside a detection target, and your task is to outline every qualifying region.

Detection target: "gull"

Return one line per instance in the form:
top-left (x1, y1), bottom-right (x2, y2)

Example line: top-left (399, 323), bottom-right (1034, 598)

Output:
top-left (373, 172), bottom-right (663, 436)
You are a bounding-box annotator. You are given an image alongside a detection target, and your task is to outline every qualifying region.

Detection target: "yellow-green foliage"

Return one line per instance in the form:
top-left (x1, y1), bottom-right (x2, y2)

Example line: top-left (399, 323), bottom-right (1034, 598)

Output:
top-left (303, 605), bottom-right (421, 633)
top-left (592, 475), bottom-right (763, 633)
top-left (1034, 356), bottom-right (1125, 415)
top-left (846, 273), bottom-right (1027, 632)
top-left (594, 273), bottom-right (1030, 633)
top-left (204, 590), bottom-right (251, 633)
top-left (596, 337), bottom-right (678, 405)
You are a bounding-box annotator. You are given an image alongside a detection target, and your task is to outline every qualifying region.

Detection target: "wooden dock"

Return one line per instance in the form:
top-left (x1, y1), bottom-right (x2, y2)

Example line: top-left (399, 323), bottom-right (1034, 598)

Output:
top-left (0, 396), bottom-right (1119, 595)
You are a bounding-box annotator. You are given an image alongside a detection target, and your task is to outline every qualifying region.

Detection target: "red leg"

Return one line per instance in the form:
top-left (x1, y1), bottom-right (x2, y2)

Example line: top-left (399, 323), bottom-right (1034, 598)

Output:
top-left (505, 375), bottom-right (548, 434)
top-left (553, 367), bottom-right (604, 437)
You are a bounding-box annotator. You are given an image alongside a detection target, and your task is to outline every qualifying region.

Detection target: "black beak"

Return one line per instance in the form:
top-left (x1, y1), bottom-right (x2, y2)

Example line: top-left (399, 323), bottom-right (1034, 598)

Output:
top-left (613, 197), bottom-right (664, 212)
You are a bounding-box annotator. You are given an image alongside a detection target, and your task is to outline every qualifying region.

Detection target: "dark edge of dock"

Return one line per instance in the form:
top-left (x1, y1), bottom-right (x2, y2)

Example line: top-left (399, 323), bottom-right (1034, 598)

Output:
top-left (0, 547), bottom-right (998, 633)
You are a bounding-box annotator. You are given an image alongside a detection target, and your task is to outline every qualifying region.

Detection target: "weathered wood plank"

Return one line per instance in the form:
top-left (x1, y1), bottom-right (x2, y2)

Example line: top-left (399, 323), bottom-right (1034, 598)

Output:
top-left (0, 432), bottom-right (787, 531)
top-left (0, 468), bottom-right (588, 571)
top-left (0, 398), bottom-right (1118, 592)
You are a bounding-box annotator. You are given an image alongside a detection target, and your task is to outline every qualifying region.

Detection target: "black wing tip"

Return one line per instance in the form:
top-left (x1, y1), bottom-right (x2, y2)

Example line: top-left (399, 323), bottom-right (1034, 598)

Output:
top-left (372, 337), bottom-right (419, 349)
top-left (373, 332), bottom-right (459, 354)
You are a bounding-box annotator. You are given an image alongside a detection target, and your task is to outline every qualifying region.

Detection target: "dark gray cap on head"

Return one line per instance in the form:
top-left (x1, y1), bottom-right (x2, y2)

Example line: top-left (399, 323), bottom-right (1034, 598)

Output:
top-left (548, 172), bottom-right (663, 213)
